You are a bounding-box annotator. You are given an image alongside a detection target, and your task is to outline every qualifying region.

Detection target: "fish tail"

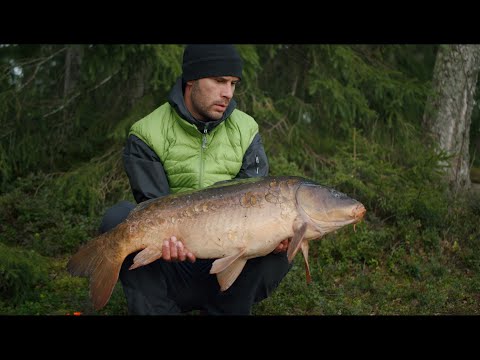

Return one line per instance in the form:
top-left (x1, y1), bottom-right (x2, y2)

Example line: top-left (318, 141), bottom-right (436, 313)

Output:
top-left (67, 226), bottom-right (128, 310)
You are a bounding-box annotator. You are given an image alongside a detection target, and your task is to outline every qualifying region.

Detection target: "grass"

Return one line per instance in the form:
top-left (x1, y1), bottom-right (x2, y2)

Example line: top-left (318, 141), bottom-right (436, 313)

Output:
top-left (1, 169), bottom-right (479, 316)
top-left (2, 228), bottom-right (478, 316)
top-left (253, 243), bottom-right (480, 316)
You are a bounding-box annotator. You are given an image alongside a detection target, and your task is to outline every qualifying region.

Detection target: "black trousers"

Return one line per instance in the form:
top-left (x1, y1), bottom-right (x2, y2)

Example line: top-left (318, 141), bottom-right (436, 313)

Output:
top-left (99, 200), bottom-right (291, 315)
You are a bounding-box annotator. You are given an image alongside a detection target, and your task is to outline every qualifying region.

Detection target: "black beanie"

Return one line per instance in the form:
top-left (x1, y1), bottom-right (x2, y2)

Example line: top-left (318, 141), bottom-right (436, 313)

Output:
top-left (182, 44), bottom-right (243, 82)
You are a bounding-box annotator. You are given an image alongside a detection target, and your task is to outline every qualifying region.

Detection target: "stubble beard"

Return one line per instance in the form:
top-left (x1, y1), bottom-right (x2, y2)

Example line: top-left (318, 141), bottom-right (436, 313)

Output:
top-left (191, 83), bottom-right (223, 122)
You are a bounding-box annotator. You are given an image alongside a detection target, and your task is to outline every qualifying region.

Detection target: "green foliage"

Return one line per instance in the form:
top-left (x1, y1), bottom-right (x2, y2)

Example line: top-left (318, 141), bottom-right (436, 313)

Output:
top-left (326, 130), bottom-right (449, 226)
top-left (1, 44), bottom-right (479, 315)
top-left (0, 45), bottom-right (185, 193)
top-left (108, 94), bottom-right (159, 142)
top-left (254, 201), bottom-right (479, 315)
top-left (80, 45), bottom-right (182, 87)
top-left (255, 45), bottom-right (432, 144)
top-left (0, 167), bottom-right (131, 257)
top-left (0, 256), bottom-right (127, 315)
top-left (55, 145), bottom-right (132, 215)
top-left (0, 243), bottom-right (48, 305)
top-left (0, 174), bottom-right (93, 256)
top-left (268, 154), bottom-right (305, 177)
top-left (255, 119), bottom-right (479, 315)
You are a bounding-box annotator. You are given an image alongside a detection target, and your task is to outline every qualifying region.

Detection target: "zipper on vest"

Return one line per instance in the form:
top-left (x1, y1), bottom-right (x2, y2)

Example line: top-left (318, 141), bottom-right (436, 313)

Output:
top-left (199, 127), bottom-right (208, 187)
top-left (256, 154), bottom-right (259, 174)
top-left (202, 127), bottom-right (208, 149)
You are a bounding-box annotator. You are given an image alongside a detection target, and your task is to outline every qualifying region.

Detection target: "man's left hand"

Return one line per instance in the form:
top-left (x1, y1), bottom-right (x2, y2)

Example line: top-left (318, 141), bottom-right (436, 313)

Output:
top-left (272, 238), bottom-right (290, 254)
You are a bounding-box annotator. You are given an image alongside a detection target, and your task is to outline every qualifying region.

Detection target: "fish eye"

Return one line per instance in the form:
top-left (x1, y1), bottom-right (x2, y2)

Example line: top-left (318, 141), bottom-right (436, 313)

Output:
top-left (330, 189), bottom-right (345, 199)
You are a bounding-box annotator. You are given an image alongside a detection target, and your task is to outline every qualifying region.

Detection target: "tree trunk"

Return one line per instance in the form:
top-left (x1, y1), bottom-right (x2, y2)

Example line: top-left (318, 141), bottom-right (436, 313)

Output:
top-left (64, 45), bottom-right (83, 98)
top-left (423, 44), bottom-right (480, 194)
top-left (126, 60), bottom-right (149, 107)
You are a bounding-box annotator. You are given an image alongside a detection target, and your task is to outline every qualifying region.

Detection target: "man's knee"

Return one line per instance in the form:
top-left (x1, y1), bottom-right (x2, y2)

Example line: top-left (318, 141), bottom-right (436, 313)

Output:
top-left (223, 252), bottom-right (291, 302)
top-left (248, 252), bottom-right (291, 302)
top-left (206, 252), bottom-right (291, 315)
top-left (99, 200), bottom-right (136, 234)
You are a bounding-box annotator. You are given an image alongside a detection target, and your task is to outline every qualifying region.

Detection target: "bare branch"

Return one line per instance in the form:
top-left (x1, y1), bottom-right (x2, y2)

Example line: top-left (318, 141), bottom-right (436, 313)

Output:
top-left (16, 47), bottom-right (68, 91)
top-left (42, 72), bottom-right (117, 119)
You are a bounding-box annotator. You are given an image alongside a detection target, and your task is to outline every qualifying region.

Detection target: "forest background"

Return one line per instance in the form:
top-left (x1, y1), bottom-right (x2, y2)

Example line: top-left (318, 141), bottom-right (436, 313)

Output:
top-left (0, 44), bottom-right (479, 315)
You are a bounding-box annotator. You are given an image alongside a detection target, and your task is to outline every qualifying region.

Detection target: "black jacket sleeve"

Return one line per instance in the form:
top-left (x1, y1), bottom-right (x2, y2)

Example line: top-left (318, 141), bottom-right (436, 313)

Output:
top-left (122, 135), bottom-right (170, 204)
top-left (235, 132), bottom-right (269, 178)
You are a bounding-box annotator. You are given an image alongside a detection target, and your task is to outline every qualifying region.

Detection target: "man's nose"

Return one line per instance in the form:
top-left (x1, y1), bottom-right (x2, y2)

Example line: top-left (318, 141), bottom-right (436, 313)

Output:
top-left (221, 84), bottom-right (234, 99)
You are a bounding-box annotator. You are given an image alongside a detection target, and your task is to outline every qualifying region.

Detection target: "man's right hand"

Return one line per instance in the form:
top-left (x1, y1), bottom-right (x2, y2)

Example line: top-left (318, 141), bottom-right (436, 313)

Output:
top-left (161, 236), bottom-right (196, 262)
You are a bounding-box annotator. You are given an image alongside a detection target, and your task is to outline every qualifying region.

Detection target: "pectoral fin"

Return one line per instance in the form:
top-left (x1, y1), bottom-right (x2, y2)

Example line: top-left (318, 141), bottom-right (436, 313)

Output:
top-left (129, 244), bottom-right (163, 270)
top-left (210, 247), bottom-right (246, 274)
top-left (301, 241), bottom-right (311, 284)
top-left (287, 220), bottom-right (307, 263)
top-left (215, 257), bottom-right (248, 291)
top-left (210, 248), bottom-right (248, 291)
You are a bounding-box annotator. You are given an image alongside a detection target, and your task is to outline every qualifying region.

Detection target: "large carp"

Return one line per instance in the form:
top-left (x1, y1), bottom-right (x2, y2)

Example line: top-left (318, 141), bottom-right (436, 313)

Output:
top-left (67, 176), bottom-right (366, 310)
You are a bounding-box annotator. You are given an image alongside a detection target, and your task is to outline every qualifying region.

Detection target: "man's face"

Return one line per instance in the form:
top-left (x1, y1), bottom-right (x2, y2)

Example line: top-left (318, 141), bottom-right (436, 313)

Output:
top-left (187, 76), bottom-right (240, 121)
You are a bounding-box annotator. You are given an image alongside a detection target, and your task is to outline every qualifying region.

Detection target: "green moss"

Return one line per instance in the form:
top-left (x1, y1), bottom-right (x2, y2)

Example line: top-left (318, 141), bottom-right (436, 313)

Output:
top-left (0, 243), bottom-right (49, 305)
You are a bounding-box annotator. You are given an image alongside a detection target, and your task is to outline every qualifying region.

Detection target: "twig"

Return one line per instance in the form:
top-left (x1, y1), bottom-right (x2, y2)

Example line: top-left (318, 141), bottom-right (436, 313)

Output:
top-left (16, 47), bottom-right (67, 92)
top-left (42, 72), bottom-right (116, 119)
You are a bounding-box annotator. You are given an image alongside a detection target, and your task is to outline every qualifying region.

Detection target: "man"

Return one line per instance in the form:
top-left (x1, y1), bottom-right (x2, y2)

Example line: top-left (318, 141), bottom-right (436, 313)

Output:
top-left (100, 44), bottom-right (291, 315)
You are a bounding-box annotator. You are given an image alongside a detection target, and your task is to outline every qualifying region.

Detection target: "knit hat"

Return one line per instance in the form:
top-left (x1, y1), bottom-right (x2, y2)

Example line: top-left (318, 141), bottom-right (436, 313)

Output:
top-left (182, 44), bottom-right (243, 82)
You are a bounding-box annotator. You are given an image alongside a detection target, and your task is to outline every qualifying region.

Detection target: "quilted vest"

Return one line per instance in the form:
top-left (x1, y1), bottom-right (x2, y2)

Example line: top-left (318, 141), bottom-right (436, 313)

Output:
top-left (129, 103), bottom-right (259, 193)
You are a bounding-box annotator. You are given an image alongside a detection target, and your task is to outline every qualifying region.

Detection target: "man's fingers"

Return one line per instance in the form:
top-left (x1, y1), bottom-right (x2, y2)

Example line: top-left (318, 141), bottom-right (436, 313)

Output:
top-left (273, 238), bottom-right (290, 254)
top-left (176, 241), bottom-right (186, 262)
top-left (162, 240), bottom-right (171, 261)
top-left (186, 251), bottom-right (196, 262)
top-left (162, 236), bottom-right (195, 262)
top-left (169, 237), bottom-right (178, 259)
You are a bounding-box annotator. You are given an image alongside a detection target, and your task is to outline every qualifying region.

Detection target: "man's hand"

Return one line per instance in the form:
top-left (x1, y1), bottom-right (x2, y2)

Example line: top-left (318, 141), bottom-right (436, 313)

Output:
top-left (161, 236), bottom-right (196, 262)
top-left (272, 238), bottom-right (290, 254)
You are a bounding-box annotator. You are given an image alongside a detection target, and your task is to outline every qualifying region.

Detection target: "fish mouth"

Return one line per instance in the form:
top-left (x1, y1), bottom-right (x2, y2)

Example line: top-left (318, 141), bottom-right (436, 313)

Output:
top-left (352, 204), bottom-right (366, 221)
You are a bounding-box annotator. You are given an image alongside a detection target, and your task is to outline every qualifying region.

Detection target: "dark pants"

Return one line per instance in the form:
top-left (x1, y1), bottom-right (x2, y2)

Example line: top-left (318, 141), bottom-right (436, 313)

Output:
top-left (99, 200), bottom-right (291, 315)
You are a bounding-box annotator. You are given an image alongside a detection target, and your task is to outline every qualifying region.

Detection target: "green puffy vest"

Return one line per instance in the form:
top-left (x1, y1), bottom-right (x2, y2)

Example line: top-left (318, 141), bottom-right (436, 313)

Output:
top-left (129, 103), bottom-right (259, 193)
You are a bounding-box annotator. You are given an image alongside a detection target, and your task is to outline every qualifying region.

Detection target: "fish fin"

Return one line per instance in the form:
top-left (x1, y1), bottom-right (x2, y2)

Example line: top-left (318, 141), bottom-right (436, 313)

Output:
top-left (89, 257), bottom-right (123, 310)
top-left (287, 220), bottom-right (307, 263)
top-left (129, 243), bottom-right (163, 270)
top-left (67, 228), bottom-right (126, 310)
top-left (215, 257), bottom-right (248, 291)
top-left (209, 247), bottom-right (247, 274)
top-left (301, 241), bottom-right (311, 284)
